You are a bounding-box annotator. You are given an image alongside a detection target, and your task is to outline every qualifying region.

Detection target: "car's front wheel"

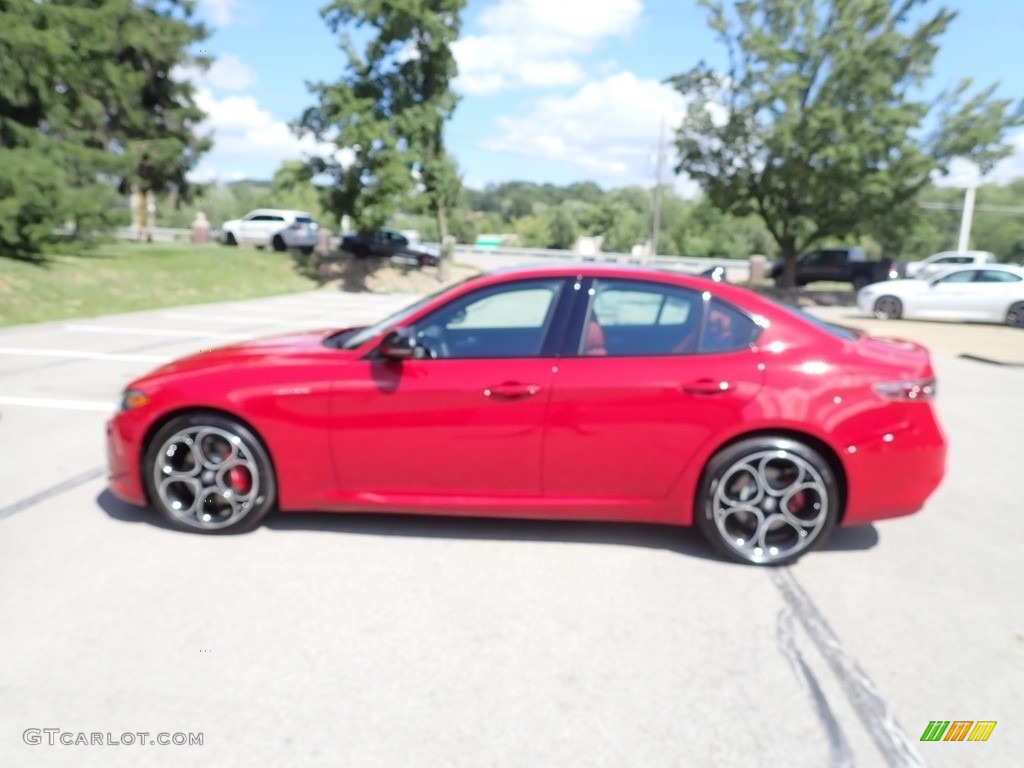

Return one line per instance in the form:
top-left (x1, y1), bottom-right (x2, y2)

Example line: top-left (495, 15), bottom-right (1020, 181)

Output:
top-left (271, 234), bottom-right (287, 252)
top-left (143, 413), bottom-right (277, 534)
top-left (695, 437), bottom-right (839, 566)
top-left (223, 232), bottom-right (237, 246)
top-left (1007, 302), bottom-right (1024, 328)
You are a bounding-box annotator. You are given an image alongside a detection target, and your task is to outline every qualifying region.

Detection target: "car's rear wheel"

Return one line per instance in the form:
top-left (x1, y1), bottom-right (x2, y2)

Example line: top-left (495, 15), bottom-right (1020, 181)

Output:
top-left (1007, 302), bottom-right (1024, 328)
top-left (143, 413), bottom-right (277, 534)
top-left (873, 295), bottom-right (903, 320)
top-left (695, 437), bottom-right (839, 566)
top-left (223, 232), bottom-right (237, 246)
top-left (272, 234), bottom-right (287, 252)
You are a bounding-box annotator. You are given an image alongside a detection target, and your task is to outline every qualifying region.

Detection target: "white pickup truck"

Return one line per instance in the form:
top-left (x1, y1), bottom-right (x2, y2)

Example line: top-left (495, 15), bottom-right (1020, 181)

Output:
top-left (905, 250), bottom-right (996, 280)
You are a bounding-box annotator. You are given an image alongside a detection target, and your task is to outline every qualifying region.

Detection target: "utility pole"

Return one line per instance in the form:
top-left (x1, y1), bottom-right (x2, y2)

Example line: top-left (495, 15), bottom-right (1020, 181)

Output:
top-left (957, 184), bottom-right (977, 252)
top-left (650, 116), bottom-right (666, 264)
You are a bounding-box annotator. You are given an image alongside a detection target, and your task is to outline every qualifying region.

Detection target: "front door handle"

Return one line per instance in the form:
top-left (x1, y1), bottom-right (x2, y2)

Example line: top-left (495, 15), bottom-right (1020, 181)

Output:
top-left (484, 382), bottom-right (541, 399)
top-left (682, 379), bottom-right (731, 395)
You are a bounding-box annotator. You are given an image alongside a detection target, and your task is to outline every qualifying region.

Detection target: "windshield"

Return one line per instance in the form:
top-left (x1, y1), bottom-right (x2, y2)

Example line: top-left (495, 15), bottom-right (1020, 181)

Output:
top-left (338, 274), bottom-right (481, 349)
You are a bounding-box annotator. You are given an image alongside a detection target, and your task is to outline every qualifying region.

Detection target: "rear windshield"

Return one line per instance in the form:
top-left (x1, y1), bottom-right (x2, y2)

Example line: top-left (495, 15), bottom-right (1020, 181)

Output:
top-left (773, 302), bottom-right (860, 341)
top-left (295, 216), bottom-right (315, 223)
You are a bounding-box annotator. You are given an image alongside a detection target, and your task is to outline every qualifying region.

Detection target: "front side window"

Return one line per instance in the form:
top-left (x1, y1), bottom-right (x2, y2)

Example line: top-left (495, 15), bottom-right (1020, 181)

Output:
top-left (934, 270), bottom-right (978, 284)
top-left (410, 279), bottom-right (565, 359)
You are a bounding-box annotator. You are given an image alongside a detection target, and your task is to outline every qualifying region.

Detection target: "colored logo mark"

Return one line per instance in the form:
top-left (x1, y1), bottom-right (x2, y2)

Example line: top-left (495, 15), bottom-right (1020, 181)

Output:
top-left (920, 720), bottom-right (997, 742)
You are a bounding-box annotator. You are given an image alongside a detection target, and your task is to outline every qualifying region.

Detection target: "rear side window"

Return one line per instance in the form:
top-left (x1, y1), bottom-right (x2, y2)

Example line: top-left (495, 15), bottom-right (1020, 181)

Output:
top-left (699, 299), bottom-right (760, 353)
top-left (977, 270), bottom-right (1021, 283)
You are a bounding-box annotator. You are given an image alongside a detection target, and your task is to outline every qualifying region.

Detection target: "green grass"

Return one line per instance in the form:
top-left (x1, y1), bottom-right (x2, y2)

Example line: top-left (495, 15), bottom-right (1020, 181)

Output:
top-left (0, 241), bottom-right (319, 327)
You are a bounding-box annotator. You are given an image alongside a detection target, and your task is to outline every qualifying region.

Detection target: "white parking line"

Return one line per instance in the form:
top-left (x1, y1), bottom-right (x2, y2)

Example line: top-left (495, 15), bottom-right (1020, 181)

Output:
top-left (161, 312), bottom-right (328, 326)
top-left (0, 396), bottom-right (115, 412)
top-left (0, 348), bottom-right (171, 363)
top-left (65, 324), bottom-right (252, 340)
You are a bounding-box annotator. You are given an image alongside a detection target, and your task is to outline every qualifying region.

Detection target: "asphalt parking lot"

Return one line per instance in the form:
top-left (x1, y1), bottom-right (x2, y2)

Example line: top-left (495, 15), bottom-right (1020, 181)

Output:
top-left (1, 286), bottom-right (1021, 768)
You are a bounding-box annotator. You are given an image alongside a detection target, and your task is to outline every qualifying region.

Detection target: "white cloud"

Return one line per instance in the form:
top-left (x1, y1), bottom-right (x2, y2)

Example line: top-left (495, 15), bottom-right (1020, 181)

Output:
top-left (198, 0), bottom-right (243, 28)
top-left (453, 0), bottom-right (642, 94)
top-left (983, 129), bottom-right (1024, 185)
top-left (480, 71), bottom-right (695, 193)
top-left (172, 53), bottom-right (257, 94)
top-left (186, 87), bottom-right (351, 183)
top-left (932, 130), bottom-right (1024, 187)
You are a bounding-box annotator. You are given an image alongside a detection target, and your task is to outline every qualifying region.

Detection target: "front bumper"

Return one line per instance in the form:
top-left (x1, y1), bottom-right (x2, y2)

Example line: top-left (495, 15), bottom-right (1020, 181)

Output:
top-left (106, 411), bottom-right (148, 507)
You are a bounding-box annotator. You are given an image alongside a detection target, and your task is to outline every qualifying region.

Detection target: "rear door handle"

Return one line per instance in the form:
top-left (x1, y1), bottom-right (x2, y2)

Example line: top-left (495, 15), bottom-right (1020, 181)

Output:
top-left (682, 379), bottom-right (731, 395)
top-left (484, 382), bottom-right (541, 399)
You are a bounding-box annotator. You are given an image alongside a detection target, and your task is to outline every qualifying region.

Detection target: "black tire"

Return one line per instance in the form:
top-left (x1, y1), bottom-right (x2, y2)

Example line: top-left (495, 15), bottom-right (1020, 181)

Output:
top-left (873, 295), bottom-right (903, 320)
top-left (300, 246), bottom-right (315, 256)
top-left (1007, 302), bottom-right (1024, 329)
top-left (694, 437), bottom-right (839, 566)
top-left (852, 275), bottom-right (870, 291)
top-left (352, 244), bottom-right (368, 259)
top-left (271, 234), bottom-right (287, 252)
top-left (223, 232), bottom-right (237, 246)
top-left (142, 413), bottom-right (277, 535)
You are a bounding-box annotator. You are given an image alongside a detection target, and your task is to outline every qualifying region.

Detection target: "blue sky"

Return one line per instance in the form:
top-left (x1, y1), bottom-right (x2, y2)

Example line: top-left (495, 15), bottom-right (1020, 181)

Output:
top-left (186, 0), bottom-right (1024, 193)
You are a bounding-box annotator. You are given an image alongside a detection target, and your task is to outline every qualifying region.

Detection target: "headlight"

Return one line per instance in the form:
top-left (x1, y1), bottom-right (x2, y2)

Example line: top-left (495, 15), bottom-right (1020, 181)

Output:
top-left (119, 388), bottom-right (151, 411)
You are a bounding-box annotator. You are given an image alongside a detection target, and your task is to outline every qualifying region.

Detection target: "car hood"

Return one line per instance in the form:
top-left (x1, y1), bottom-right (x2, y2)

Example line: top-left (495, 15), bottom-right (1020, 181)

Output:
top-left (137, 329), bottom-right (352, 382)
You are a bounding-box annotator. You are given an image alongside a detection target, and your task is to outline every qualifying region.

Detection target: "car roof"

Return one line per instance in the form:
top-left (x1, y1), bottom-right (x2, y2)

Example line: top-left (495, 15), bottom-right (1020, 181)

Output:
top-left (927, 250), bottom-right (995, 259)
top-left (247, 208), bottom-right (314, 217)
top-left (477, 262), bottom-right (784, 311)
top-left (929, 263), bottom-right (1023, 277)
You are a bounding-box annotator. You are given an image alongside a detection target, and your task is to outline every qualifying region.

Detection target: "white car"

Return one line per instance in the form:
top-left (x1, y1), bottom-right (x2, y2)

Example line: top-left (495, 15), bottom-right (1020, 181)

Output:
top-left (220, 209), bottom-right (320, 253)
top-left (905, 250), bottom-right (996, 280)
top-left (857, 264), bottom-right (1024, 327)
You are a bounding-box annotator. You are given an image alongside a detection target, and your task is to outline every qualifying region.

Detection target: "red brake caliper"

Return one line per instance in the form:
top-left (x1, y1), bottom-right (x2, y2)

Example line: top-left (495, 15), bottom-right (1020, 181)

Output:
top-left (227, 466), bottom-right (252, 494)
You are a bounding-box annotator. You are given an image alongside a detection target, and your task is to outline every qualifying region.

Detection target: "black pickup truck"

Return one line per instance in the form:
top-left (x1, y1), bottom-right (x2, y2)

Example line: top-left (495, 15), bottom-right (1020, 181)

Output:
top-left (770, 246), bottom-right (905, 290)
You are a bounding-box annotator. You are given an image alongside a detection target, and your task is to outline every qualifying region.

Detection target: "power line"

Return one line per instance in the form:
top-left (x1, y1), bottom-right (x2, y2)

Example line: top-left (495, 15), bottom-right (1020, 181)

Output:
top-left (918, 202), bottom-right (1024, 215)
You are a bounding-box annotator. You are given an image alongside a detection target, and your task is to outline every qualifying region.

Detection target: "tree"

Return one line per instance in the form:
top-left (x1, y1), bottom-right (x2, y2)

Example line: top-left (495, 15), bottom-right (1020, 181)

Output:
top-left (0, 0), bottom-right (210, 255)
top-left (667, 0), bottom-right (1024, 286)
top-left (298, 0), bottom-right (466, 275)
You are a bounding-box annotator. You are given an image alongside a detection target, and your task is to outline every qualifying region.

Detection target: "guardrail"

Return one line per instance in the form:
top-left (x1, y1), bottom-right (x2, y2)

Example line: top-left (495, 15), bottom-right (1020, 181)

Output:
top-left (109, 227), bottom-right (750, 276)
top-left (115, 226), bottom-right (221, 243)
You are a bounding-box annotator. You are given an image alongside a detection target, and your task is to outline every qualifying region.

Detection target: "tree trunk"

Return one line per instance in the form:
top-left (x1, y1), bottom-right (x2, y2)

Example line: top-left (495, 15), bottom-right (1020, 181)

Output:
top-left (780, 236), bottom-right (799, 289)
top-left (132, 185), bottom-right (145, 241)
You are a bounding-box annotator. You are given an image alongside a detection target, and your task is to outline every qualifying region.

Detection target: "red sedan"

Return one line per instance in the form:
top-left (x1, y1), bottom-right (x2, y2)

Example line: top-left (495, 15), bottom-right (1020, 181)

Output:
top-left (106, 265), bottom-right (947, 565)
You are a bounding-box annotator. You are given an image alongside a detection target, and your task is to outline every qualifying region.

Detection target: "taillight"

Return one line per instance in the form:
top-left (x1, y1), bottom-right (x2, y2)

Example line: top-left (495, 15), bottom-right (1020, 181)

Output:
top-left (872, 377), bottom-right (936, 401)
top-left (288, 223), bottom-right (301, 230)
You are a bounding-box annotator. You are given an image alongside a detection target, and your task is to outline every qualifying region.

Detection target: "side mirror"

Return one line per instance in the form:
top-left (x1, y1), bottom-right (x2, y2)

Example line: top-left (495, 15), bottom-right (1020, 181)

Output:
top-left (378, 329), bottom-right (417, 360)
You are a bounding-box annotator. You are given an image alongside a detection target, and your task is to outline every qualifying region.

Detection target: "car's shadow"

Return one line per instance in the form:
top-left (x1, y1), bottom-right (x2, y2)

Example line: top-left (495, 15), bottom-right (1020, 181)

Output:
top-left (96, 489), bottom-right (879, 562)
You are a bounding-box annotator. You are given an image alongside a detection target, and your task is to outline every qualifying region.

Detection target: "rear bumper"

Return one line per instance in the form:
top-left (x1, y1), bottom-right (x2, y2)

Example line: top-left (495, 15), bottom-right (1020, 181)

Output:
top-left (841, 405), bottom-right (947, 525)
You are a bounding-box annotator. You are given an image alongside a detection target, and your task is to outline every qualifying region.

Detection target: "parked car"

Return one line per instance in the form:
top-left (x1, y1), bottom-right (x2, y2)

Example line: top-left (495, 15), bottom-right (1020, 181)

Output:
top-left (769, 246), bottom-right (905, 290)
top-left (341, 227), bottom-right (440, 267)
top-left (220, 209), bottom-right (319, 254)
top-left (107, 265), bottom-right (947, 566)
top-left (857, 264), bottom-right (1024, 327)
top-left (905, 250), bottom-right (997, 280)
